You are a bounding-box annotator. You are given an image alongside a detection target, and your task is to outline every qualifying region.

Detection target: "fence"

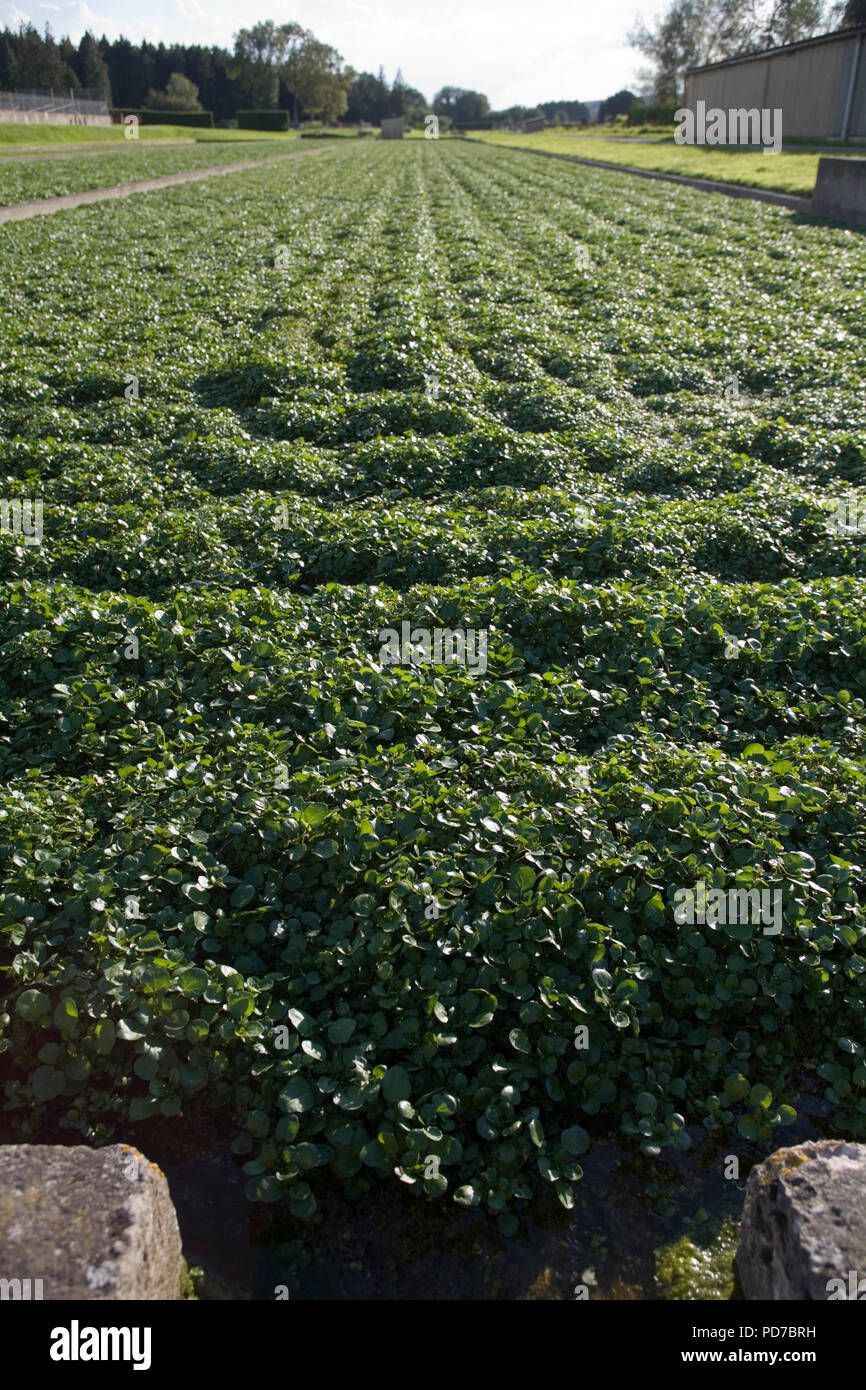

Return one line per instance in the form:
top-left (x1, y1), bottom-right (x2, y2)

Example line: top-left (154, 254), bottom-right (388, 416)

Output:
top-left (0, 88), bottom-right (109, 125)
top-left (0, 88), bottom-right (108, 114)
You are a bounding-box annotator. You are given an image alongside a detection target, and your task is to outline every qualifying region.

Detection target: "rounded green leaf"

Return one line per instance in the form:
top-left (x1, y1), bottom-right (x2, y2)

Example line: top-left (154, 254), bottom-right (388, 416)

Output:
top-left (561, 1124), bottom-right (590, 1155)
top-left (177, 968), bottom-right (209, 997)
top-left (328, 1018), bottom-right (356, 1044)
top-left (31, 1065), bottom-right (65, 1102)
top-left (16, 989), bottom-right (51, 1022)
top-left (382, 1066), bottom-right (411, 1103)
top-left (278, 1077), bottom-right (316, 1113)
top-left (93, 1019), bottom-right (116, 1056)
top-left (508, 1028), bottom-right (531, 1053)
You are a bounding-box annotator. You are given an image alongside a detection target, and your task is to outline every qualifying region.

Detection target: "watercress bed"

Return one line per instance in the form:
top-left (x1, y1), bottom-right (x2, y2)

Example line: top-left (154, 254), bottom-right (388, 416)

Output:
top-left (0, 140), bottom-right (864, 1233)
top-left (0, 141), bottom-right (314, 209)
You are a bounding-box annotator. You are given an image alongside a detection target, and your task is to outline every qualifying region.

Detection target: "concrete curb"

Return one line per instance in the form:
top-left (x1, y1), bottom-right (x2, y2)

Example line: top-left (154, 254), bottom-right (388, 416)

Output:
top-left (0, 146), bottom-right (328, 225)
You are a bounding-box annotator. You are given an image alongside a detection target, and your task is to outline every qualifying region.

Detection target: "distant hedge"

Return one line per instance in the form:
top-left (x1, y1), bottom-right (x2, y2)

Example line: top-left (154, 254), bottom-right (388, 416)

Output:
top-left (626, 103), bottom-right (679, 126)
top-left (112, 109), bottom-right (214, 128)
top-left (237, 111), bottom-right (290, 131)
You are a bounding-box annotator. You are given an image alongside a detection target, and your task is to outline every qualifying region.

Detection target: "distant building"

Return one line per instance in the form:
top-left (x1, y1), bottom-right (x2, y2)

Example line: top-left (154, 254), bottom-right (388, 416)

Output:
top-left (683, 24), bottom-right (866, 142)
top-left (380, 116), bottom-right (405, 139)
top-left (522, 115), bottom-right (545, 133)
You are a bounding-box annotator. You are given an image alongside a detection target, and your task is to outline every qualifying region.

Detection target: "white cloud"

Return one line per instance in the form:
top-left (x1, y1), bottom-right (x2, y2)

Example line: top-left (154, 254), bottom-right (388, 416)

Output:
top-left (0, 3), bottom-right (33, 28)
top-left (170, 0), bottom-right (212, 23)
top-left (0, 0), bottom-right (644, 105)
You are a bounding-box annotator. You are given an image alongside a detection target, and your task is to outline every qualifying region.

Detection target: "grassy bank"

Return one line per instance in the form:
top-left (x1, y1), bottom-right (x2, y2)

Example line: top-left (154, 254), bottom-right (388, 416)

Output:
top-left (0, 123), bottom-right (303, 149)
top-left (473, 129), bottom-right (866, 197)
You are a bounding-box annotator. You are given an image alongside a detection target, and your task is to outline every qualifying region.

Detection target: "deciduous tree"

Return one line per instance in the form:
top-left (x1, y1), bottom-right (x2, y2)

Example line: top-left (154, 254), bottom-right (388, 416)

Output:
top-left (144, 72), bottom-right (203, 111)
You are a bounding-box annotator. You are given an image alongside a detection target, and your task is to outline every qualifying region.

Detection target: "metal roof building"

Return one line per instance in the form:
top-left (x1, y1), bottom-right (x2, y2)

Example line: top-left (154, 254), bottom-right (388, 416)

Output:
top-left (683, 24), bottom-right (866, 141)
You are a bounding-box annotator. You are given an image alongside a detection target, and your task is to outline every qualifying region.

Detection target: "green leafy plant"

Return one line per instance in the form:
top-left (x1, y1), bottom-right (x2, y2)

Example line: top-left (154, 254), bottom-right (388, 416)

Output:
top-left (1, 140), bottom-right (865, 1226)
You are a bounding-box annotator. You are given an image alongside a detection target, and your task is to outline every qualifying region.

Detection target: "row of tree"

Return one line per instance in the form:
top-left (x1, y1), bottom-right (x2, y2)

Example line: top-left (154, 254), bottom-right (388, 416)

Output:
top-left (0, 22), bottom-right (609, 126)
top-left (3, 0), bottom-right (864, 126)
top-left (0, 20), bottom-right (442, 123)
top-left (0, 26), bottom-right (110, 98)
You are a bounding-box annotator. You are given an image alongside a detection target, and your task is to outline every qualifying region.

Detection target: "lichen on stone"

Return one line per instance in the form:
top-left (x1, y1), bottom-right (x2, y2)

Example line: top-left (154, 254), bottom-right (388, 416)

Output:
top-left (759, 1146), bottom-right (811, 1186)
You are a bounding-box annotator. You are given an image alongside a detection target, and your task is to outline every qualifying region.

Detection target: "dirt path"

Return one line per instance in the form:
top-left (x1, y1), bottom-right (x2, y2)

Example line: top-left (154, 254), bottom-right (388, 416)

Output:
top-left (0, 147), bottom-right (328, 225)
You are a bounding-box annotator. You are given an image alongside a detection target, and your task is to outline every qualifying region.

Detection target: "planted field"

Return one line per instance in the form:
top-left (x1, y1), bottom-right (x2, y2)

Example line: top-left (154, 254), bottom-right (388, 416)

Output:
top-left (1, 140), bottom-right (865, 1236)
top-left (0, 141), bottom-right (314, 207)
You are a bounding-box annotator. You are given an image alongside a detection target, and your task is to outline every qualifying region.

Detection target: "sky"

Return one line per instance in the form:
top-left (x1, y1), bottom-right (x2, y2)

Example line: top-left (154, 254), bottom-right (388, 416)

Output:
top-left (0, 0), bottom-right (649, 105)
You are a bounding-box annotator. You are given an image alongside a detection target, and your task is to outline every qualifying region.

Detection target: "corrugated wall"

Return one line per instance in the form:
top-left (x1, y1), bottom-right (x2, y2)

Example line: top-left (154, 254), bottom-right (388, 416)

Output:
top-left (844, 38), bottom-right (866, 138)
top-left (684, 31), bottom-right (866, 140)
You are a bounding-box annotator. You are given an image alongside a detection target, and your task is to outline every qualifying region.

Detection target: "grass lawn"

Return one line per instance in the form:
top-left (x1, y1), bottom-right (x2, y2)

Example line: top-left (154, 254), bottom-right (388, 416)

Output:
top-left (473, 129), bottom-right (866, 197)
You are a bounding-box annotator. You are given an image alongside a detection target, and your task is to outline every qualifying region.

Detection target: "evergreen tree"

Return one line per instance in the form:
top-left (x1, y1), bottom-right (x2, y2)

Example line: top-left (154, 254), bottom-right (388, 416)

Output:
top-left (76, 31), bottom-right (112, 102)
top-left (12, 23), bottom-right (75, 91)
top-left (346, 70), bottom-right (391, 122)
top-left (59, 37), bottom-right (80, 88)
top-left (0, 31), bottom-right (16, 89)
top-left (103, 37), bottom-right (144, 109)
